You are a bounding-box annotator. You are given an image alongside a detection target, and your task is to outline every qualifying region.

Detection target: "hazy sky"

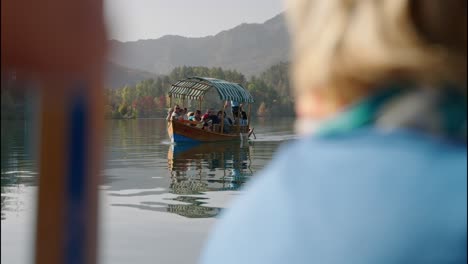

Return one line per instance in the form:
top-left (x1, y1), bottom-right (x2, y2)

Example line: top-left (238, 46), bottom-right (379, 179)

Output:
top-left (104, 0), bottom-right (285, 42)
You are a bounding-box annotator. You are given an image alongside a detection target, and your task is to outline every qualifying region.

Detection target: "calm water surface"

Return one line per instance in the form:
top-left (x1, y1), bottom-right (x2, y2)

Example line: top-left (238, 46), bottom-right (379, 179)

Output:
top-left (1, 118), bottom-right (296, 264)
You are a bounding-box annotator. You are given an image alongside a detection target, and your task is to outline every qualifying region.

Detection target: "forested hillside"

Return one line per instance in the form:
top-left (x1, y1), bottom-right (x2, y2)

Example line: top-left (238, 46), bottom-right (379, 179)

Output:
top-left (105, 63), bottom-right (293, 119)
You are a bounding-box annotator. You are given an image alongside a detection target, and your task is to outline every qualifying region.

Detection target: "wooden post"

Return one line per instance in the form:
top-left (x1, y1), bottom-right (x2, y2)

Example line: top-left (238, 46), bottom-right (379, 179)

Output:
top-left (2, 1), bottom-right (106, 263)
top-left (237, 104), bottom-right (241, 133)
top-left (221, 101), bottom-right (226, 134)
top-left (36, 73), bottom-right (104, 264)
top-left (247, 103), bottom-right (252, 128)
top-left (167, 95), bottom-right (173, 122)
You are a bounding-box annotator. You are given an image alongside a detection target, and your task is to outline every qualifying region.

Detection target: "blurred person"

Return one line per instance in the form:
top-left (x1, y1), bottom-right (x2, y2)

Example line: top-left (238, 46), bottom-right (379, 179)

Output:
top-left (200, 0), bottom-right (467, 264)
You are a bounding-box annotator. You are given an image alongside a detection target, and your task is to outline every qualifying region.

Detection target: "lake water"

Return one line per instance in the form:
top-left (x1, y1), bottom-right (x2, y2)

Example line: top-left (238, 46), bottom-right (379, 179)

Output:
top-left (1, 117), bottom-right (296, 264)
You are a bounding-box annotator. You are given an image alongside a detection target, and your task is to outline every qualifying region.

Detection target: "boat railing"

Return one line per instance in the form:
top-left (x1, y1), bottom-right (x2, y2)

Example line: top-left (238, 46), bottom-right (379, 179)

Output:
top-left (174, 119), bottom-right (249, 134)
top-left (213, 124), bottom-right (249, 134)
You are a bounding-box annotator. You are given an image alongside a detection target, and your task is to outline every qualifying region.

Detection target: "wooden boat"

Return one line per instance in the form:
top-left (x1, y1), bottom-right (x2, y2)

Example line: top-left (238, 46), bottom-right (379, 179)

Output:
top-left (167, 77), bottom-right (255, 144)
top-left (167, 119), bottom-right (251, 143)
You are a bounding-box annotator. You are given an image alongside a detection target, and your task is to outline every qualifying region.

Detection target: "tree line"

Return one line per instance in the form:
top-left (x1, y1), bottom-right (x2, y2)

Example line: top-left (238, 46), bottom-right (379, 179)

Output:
top-left (105, 62), bottom-right (294, 119)
top-left (1, 62), bottom-right (294, 120)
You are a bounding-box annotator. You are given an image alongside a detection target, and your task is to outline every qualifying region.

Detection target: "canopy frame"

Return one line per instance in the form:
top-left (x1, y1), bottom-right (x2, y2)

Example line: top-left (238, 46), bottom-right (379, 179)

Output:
top-left (168, 77), bottom-right (254, 103)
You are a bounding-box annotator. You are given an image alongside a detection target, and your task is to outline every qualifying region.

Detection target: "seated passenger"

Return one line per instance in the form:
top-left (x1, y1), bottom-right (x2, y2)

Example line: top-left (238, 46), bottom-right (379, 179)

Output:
top-left (166, 108), bottom-right (173, 121)
top-left (189, 110), bottom-right (203, 128)
top-left (220, 111), bottom-right (233, 133)
top-left (224, 112), bottom-right (233, 126)
top-left (211, 111), bottom-right (222, 125)
top-left (194, 110), bottom-right (202, 122)
top-left (240, 110), bottom-right (248, 126)
top-left (182, 108), bottom-right (188, 120)
top-left (202, 109), bottom-right (214, 130)
top-left (202, 109), bottom-right (212, 122)
top-left (187, 111), bottom-right (195, 120)
top-left (177, 107), bottom-right (188, 121)
top-left (231, 100), bottom-right (240, 118)
top-left (169, 105), bottom-right (181, 121)
top-left (187, 112), bottom-right (196, 122)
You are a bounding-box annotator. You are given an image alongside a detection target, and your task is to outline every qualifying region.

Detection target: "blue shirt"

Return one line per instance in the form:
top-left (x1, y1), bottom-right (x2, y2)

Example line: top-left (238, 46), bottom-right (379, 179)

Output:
top-left (200, 129), bottom-right (467, 264)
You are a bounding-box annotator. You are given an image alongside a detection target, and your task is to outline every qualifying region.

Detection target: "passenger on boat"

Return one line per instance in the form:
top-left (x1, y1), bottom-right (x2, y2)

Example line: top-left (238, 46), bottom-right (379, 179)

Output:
top-left (167, 105), bottom-right (181, 121)
top-left (194, 110), bottom-right (202, 122)
top-left (178, 108), bottom-right (188, 121)
top-left (211, 111), bottom-right (222, 125)
top-left (201, 109), bottom-right (216, 130)
top-left (225, 112), bottom-right (233, 126)
top-left (182, 108), bottom-right (189, 120)
top-left (231, 100), bottom-right (240, 118)
top-left (240, 108), bottom-right (248, 126)
top-left (203, 109), bottom-right (219, 123)
top-left (187, 111), bottom-right (195, 121)
top-left (166, 108), bottom-right (173, 121)
top-left (201, 0), bottom-right (467, 263)
top-left (201, 108), bottom-right (212, 122)
top-left (233, 105), bottom-right (248, 126)
top-left (187, 110), bottom-right (203, 128)
top-left (219, 111), bottom-right (233, 133)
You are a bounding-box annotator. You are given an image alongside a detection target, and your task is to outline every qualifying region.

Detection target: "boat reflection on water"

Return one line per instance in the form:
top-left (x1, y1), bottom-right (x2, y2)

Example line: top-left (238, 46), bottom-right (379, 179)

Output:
top-left (165, 141), bottom-right (253, 218)
top-left (168, 141), bottom-right (253, 192)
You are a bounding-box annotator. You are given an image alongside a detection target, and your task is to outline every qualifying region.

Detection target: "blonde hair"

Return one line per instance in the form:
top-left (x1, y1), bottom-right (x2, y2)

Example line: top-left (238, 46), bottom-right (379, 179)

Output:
top-left (286, 0), bottom-right (467, 102)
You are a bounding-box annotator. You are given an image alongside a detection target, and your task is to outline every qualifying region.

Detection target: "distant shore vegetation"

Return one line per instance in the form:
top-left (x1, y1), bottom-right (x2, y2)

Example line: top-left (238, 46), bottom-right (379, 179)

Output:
top-left (1, 62), bottom-right (294, 120)
top-left (105, 62), bottom-right (294, 119)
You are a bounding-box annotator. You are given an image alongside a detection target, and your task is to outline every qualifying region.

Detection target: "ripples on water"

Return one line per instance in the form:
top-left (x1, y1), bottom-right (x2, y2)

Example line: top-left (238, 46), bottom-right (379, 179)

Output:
top-left (1, 117), bottom-right (296, 263)
top-left (103, 118), bottom-right (296, 219)
top-left (1, 120), bottom-right (37, 222)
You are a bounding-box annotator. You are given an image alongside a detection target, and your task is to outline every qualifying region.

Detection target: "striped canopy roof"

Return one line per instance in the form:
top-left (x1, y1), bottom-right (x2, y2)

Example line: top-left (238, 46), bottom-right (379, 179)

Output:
top-left (168, 77), bottom-right (254, 103)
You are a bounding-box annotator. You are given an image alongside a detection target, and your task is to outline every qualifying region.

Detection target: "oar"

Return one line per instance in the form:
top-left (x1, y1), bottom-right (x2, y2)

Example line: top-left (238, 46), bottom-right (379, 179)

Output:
top-left (248, 128), bottom-right (256, 139)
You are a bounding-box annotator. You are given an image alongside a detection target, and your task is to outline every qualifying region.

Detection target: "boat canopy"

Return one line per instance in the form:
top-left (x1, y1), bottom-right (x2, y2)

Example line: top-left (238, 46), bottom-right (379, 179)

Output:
top-left (168, 77), bottom-right (254, 103)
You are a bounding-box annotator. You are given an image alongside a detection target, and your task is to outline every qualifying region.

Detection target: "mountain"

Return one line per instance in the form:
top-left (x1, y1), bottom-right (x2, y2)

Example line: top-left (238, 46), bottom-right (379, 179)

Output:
top-left (105, 62), bottom-right (158, 89)
top-left (108, 13), bottom-right (290, 77)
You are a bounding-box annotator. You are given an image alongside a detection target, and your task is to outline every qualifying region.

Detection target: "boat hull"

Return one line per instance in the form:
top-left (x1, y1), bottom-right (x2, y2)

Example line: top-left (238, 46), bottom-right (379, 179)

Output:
top-left (168, 120), bottom-right (249, 143)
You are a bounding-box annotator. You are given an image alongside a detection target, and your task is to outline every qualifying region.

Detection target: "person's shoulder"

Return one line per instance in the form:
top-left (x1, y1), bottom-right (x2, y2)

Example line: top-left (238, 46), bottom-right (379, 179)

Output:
top-left (286, 128), bottom-right (466, 156)
top-left (201, 128), bottom-right (467, 264)
top-left (261, 128), bottom-right (466, 183)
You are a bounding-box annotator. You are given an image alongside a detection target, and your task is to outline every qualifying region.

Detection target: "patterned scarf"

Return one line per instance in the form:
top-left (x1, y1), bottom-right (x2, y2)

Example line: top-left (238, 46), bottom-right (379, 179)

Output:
top-left (296, 83), bottom-right (467, 143)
